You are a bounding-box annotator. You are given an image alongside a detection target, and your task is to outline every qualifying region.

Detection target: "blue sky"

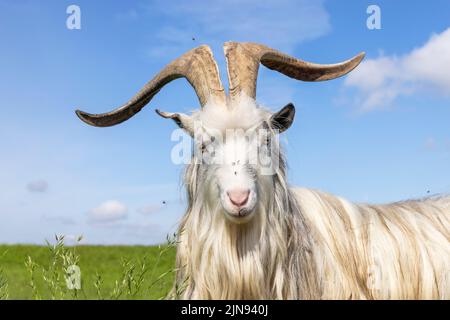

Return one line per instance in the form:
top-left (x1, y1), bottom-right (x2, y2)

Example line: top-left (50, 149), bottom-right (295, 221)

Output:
top-left (0, 0), bottom-right (449, 245)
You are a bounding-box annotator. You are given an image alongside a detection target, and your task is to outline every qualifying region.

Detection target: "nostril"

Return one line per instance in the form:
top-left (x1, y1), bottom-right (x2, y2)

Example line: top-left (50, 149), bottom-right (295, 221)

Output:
top-left (227, 189), bottom-right (250, 207)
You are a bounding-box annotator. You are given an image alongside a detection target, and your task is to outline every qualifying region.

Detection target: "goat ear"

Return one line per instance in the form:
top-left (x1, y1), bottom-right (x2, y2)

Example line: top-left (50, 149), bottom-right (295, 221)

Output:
top-left (155, 109), bottom-right (194, 136)
top-left (270, 103), bottom-right (295, 133)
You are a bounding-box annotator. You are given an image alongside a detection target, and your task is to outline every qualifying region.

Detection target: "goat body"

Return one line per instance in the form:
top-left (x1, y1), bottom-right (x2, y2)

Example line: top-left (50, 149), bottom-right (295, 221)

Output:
top-left (76, 42), bottom-right (449, 300)
top-left (175, 187), bottom-right (450, 299)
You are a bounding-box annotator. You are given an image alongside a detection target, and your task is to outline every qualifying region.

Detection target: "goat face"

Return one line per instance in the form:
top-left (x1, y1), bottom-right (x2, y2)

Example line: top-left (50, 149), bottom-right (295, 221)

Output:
top-left (198, 124), bottom-right (260, 223)
top-left (75, 42), bottom-right (363, 223)
top-left (159, 100), bottom-right (295, 224)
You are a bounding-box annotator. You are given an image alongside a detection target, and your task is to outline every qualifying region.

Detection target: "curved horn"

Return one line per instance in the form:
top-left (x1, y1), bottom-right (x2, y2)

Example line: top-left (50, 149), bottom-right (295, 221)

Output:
top-left (224, 42), bottom-right (365, 103)
top-left (76, 45), bottom-right (225, 127)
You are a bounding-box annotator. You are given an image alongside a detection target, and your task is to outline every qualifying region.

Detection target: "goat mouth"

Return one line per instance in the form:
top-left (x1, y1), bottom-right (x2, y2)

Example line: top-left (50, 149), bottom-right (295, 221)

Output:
top-left (238, 208), bottom-right (251, 217)
top-left (224, 207), bottom-right (254, 223)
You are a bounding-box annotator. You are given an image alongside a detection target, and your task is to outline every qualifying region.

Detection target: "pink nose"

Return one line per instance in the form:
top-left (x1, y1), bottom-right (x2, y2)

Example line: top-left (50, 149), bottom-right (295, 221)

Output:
top-left (227, 189), bottom-right (250, 207)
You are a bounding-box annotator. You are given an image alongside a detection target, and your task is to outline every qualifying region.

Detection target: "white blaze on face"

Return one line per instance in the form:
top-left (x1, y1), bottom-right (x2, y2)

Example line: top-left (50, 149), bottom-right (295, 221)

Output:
top-left (216, 131), bottom-right (258, 221)
top-left (194, 124), bottom-right (277, 223)
top-left (167, 97), bottom-right (293, 224)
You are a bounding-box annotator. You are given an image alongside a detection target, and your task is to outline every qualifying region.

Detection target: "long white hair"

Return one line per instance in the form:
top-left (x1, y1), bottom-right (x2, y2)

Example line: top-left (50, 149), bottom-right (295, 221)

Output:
top-left (174, 157), bottom-right (450, 299)
top-left (172, 101), bottom-right (450, 300)
top-left (174, 131), bottom-right (318, 299)
top-left (73, 42), bottom-right (449, 299)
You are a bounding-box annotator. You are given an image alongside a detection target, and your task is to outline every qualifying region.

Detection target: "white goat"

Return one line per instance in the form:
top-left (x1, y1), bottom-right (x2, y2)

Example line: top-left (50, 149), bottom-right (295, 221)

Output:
top-left (76, 42), bottom-right (450, 299)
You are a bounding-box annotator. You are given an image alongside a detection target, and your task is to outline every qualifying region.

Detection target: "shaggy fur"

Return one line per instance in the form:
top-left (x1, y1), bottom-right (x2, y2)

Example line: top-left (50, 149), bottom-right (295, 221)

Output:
top-left (172, 97), bottom-right (450, 300)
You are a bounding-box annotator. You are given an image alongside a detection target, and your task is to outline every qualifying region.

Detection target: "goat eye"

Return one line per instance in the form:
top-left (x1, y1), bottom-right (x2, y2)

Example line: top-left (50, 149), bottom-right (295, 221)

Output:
top-left (201, 143), bottom-right (207, 153)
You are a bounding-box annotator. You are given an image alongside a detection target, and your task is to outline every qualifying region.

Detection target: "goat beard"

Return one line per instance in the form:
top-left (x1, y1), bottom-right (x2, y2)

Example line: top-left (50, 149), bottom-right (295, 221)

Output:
top-left (173, 172), bottom-right (318, 299)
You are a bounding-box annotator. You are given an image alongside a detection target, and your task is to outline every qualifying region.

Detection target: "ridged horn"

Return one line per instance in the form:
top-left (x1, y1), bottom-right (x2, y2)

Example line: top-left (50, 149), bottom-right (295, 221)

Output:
top-left (76, 45), bottom-right (225, 127)
top-left (224, 42), bottom-right (365, 103)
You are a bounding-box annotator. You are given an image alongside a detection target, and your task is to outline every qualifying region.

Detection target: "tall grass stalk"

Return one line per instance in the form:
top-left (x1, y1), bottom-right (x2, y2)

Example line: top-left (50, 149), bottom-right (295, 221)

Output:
top-left (0, 269), bottom-right (8, 300)
top-left (5, 234), bottom-right (176, 300)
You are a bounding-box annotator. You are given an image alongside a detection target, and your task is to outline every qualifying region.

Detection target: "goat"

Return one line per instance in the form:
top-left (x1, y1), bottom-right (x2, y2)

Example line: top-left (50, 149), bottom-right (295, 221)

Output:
top-left (76, 42), bottom-right (450, 299)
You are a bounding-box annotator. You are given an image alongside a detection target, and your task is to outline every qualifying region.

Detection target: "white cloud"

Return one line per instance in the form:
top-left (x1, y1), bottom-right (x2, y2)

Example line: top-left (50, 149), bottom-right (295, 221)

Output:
top-left (27, 179), bottom-right (48, 193)
top-left (88, 200), bottom-right (128, 223)
top-left (145, 0), bottom-right (330, 56)
top-left (345, 28), bottom-right (450, 112)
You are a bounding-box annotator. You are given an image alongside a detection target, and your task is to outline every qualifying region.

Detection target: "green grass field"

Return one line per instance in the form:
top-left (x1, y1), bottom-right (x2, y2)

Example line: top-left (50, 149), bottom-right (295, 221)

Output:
top-left (0, 241), bottom-right (176, 300)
